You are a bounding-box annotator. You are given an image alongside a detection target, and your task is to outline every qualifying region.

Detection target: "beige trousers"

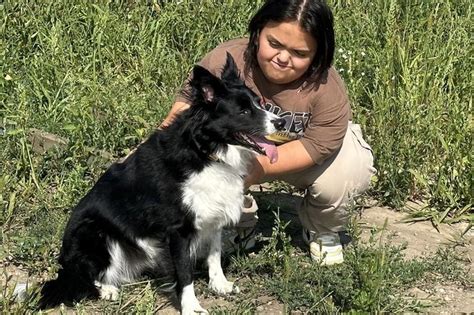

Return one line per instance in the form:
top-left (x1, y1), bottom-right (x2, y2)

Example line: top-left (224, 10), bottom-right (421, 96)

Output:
top-left (241, 122), bottom-right (376, 234)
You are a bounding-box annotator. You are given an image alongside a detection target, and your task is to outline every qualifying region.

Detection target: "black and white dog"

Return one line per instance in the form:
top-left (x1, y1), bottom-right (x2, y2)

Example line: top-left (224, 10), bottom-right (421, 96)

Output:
top-left (38, 54), bottom-right (284, 314)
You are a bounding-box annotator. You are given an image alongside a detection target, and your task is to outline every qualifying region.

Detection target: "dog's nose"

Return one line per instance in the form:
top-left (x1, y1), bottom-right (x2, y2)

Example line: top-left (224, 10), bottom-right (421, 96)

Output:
top-left (271, 118), bottom-right (286, 131)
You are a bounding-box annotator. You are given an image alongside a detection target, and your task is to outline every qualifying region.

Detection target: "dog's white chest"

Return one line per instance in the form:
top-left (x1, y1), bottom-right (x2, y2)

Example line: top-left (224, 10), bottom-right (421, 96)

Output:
top-left (182, 162), bottom-right (245, 231)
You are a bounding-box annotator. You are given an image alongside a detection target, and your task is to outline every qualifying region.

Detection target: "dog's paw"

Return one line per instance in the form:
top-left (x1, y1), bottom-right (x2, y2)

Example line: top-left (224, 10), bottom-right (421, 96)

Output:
top-left (95, 282), bottom-right (119, 301)
top-left (232, 284), bottom-right (240, 294)
top-left (209, 277), bottom-right (239, 295)
top-left (181, 299), bottom-right (208, 315)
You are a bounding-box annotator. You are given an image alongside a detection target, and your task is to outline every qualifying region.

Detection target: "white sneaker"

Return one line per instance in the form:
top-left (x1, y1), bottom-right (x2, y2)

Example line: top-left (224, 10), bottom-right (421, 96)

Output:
top-left (302, 229), bottom-right (344, 265)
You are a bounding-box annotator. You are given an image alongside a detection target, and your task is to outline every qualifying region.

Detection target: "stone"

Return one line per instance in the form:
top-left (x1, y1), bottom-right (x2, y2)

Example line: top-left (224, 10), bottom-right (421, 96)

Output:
top-left (28, 128), bottom-right (69, 154)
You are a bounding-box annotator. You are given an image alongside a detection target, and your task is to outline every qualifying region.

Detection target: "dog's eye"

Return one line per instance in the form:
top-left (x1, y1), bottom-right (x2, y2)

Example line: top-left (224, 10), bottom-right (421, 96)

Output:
top-left (240, 109), bottom-right (251, 115)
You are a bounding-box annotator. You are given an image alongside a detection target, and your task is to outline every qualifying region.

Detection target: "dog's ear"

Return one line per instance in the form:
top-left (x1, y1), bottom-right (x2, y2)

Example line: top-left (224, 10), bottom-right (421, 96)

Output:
top-left (191, 66), bottom-right (224, 104)
top-left (221, 52), bottom-right (242, 84)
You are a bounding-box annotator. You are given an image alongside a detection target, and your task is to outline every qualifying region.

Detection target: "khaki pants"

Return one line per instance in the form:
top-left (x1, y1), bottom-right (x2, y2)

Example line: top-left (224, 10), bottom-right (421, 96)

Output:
top-left (240, 122), bottom-right (376, 234)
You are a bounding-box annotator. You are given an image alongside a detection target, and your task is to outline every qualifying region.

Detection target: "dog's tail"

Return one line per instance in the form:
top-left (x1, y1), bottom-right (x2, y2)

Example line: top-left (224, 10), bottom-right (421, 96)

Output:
top-left (38, 267), bottom-right (99, 309)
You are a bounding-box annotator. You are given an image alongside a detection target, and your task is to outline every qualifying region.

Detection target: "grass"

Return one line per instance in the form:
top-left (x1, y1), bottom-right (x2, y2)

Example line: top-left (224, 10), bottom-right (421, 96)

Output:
top-left (331, 0), bottom-right (472, 216)
top-left (0, 0), bottom-right (472, 313)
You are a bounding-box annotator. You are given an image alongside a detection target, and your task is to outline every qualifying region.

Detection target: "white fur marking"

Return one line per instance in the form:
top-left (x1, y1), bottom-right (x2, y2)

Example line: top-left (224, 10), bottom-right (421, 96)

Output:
top-left (182, 146), bottom-right (250, 234)
top-left (207, 232), bottom-right (238, 294)
top-left (101, 238), bottom-right (160, 286)
top-left (181, 283), bottom-right (208, 315)
top-left (263, 109), bottom-right (281, 134)
top-left (97, 283), bottom-right (120, 301)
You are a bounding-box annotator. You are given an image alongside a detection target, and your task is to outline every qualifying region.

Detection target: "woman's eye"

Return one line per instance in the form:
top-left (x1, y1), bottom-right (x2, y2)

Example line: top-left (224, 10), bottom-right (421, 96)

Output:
top-left (269, 40), bottom-right (281, 48)
top-left (294, 51), bottom-right (307, 58)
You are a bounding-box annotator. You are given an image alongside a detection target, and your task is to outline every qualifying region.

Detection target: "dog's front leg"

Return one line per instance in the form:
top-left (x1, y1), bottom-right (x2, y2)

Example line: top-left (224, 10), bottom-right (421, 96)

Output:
top-left (170, 232), bottom-right (207, 315)
top-left (207, 229), bottom-right (239, 294)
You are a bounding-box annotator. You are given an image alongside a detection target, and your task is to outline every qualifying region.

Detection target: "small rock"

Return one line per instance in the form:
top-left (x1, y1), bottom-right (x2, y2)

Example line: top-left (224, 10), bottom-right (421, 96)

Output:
top-left (407, 287), bottom-right (429, 299)
top-left (248, 183), bottom-right (273, 192)
top-left (28, 128), bottom-right (69, 154)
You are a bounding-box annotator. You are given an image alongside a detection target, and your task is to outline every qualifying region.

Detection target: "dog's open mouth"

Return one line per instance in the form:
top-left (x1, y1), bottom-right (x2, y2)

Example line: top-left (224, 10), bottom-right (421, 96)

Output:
top-left (237, 134), bottom-right (278, 163)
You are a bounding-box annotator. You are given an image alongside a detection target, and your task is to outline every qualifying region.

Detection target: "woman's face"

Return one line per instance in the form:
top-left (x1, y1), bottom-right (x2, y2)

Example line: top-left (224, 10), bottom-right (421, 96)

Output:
top-left (257, 20), bottom-right (317, 85)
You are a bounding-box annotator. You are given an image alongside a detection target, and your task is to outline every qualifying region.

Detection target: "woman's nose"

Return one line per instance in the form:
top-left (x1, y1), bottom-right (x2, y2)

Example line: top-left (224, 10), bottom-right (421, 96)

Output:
top-left (277, 51), bottom-right (290, 64)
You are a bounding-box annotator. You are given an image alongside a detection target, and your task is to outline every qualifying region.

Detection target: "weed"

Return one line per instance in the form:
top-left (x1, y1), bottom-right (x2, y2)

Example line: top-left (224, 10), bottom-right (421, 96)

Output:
top-left (331, 0), bottom-right (472, 215)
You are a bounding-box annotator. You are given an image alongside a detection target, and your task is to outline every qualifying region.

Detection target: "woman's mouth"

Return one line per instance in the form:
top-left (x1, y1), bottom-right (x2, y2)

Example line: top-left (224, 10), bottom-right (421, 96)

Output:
top-left (271, 61), bottom-right (290, 70)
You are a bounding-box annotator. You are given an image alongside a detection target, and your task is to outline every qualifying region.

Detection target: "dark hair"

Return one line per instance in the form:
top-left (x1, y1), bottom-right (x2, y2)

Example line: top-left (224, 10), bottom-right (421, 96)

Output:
top-left (244, 0), bottom-right (335, 82)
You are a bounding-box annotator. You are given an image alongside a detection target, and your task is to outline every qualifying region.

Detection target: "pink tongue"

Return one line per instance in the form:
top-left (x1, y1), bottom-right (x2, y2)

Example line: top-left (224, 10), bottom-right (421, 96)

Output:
top-left (250, 136), bottom-right (278, 163)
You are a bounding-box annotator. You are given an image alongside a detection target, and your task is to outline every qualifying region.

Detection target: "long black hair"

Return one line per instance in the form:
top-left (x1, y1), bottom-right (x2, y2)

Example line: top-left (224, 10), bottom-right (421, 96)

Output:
top-left (244, 0), bottom-right (335, 82)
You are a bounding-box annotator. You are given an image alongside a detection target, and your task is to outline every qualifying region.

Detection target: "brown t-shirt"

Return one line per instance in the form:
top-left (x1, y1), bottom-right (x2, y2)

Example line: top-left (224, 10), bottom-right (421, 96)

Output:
top-left (175, 38), bottom-right (352, 164)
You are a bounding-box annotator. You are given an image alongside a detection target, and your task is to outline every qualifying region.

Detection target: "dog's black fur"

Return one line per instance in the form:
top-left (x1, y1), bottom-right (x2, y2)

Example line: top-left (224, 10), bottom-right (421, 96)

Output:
top-left (38, 54), bottom-right (284, 312)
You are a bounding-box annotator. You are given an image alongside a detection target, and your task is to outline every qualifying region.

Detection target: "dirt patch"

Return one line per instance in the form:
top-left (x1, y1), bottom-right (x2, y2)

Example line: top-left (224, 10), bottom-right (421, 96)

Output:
top-left (358, 206), bottom-right (473, 314)
top-left (359, 206), bottom-right (473, 260)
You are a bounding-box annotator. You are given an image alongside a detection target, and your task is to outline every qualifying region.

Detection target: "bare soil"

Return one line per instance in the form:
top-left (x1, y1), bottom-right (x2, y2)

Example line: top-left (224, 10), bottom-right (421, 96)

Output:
top-left (359, 206), bottom-right (473, 314)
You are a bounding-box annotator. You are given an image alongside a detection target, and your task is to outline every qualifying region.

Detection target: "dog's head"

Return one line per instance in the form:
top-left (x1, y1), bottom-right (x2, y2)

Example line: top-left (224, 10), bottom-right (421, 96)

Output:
top-left (188, 53), bottom-right (285, 163)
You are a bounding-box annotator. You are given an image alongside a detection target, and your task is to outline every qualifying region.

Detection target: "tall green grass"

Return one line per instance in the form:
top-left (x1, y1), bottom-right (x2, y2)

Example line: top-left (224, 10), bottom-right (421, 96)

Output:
top-left (331, 0), bottom-right (472, 218)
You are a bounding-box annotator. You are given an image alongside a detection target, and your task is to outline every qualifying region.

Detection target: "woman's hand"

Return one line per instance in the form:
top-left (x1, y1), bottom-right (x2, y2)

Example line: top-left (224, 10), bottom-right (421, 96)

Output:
top-left (159, 101), bottom-right (191, 129)
top-left (244, 155), bottom-right (266, 189)
top-left (119, 102), bottom-right (191, 164)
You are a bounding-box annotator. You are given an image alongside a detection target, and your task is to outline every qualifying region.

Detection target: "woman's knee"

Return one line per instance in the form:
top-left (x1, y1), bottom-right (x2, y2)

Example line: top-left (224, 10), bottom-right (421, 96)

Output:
top-left (306, 176), bottom-right (349, 206)
top-left (306, 154), bottom-right (375, 205)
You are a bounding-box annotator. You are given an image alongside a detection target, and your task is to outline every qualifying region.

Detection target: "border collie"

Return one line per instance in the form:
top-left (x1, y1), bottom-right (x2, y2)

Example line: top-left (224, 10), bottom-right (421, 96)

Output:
top-left (38, 53), bottom-right (284, 314)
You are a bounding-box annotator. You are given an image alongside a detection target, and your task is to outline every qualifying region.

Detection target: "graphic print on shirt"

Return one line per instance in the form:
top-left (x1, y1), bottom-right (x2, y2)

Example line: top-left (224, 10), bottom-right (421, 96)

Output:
top-left (262, 101), bottom-right (311, 144)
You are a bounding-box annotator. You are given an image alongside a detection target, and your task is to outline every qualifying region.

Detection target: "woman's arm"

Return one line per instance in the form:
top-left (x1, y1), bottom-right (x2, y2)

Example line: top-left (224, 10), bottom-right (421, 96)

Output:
top-left (159, 101), bottom-right (191, 128)
top-left (245, 139), bottom-right (314, 188)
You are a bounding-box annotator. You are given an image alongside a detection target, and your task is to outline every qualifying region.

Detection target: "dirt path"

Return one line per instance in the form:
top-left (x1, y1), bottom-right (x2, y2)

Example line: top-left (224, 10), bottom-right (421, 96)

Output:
top-left (360, 206), bottom-right (473, 257)
top-left (2, 200), bottom-right (472, 313)
top-left (358, 206), bottom-right (473, 314)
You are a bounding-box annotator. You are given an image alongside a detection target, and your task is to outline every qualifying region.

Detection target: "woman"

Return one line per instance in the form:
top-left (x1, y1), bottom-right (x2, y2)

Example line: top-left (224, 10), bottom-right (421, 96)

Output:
top-left (161, 0), bottom-right (376, 265)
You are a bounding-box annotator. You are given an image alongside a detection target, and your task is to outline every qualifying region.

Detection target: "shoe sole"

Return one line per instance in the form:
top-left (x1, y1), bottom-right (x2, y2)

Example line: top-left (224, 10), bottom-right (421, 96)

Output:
top-left (310, 246), bottom-right (344, 265)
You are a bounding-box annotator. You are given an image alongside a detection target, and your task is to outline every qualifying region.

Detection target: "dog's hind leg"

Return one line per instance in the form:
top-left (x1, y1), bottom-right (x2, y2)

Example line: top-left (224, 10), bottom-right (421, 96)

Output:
top-left (39, 217), bottom-right (109, 308)
top-left (96, 239), bottom-right (151, 301)
top-left (207, 229), bottom-right (239, 294)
